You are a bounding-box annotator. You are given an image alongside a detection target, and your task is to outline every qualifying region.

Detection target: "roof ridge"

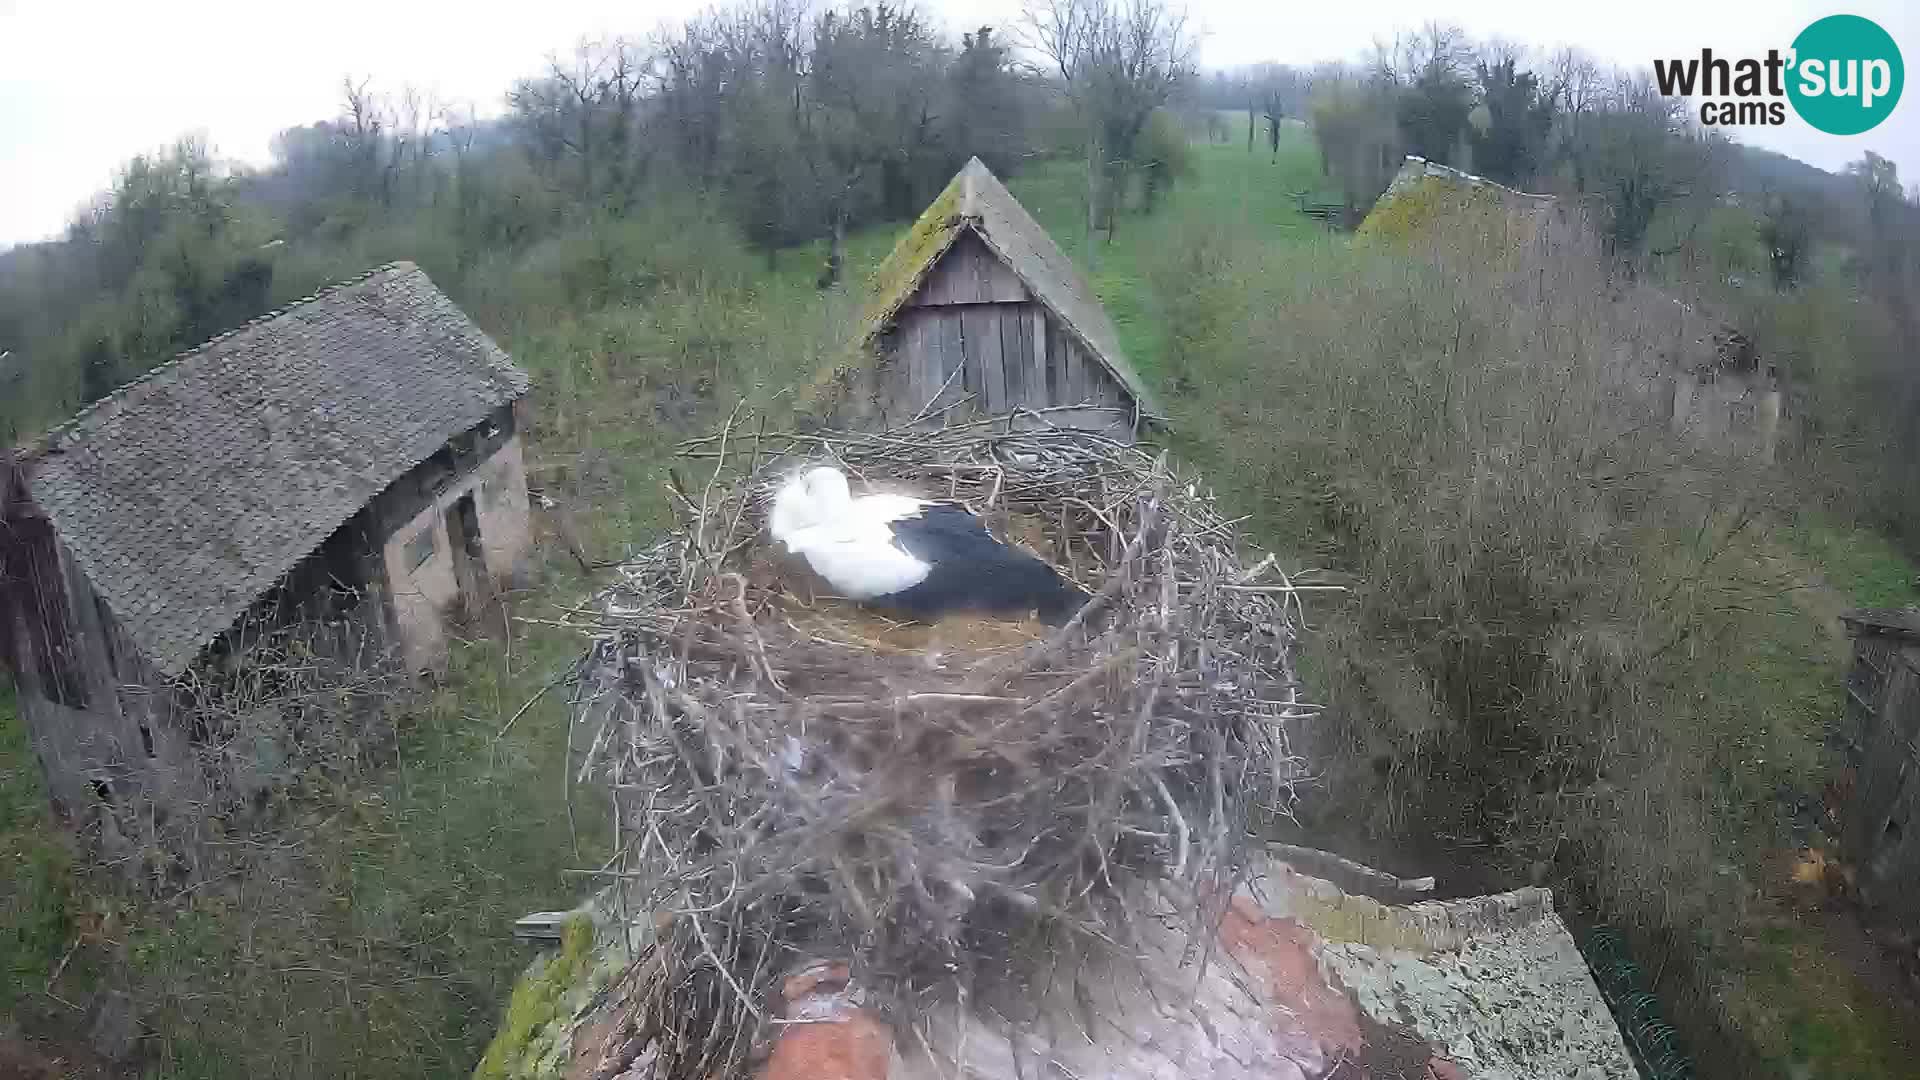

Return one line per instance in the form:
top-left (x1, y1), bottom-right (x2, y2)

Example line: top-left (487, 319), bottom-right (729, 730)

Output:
top-left (848, 157), bottom-right (1159, 417)
top-left (1399, 155), bottom-right (1556, 202)
top-left (37, 261), bottom-right (421, 451)
top-left (951, 162), bottom-right (1161, 416)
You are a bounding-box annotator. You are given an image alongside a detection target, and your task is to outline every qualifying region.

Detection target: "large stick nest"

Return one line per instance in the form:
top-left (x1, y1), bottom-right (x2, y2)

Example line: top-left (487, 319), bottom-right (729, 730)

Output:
top-left (570, 417), bottom-right (1311, 1077)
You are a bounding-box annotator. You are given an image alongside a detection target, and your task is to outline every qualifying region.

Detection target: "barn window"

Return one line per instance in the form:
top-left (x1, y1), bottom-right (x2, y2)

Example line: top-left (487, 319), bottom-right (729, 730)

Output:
top-left (417, 447), bottom-right (456, 495)
top-left (404, 525), bottom-right (437, 571)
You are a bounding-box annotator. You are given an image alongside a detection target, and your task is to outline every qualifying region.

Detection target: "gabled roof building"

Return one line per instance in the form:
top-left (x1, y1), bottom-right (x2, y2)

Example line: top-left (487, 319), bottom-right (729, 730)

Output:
top-left (826, 158), bottom-right (1158, 439)
top-left (1, 262), bottom-right (533, 821)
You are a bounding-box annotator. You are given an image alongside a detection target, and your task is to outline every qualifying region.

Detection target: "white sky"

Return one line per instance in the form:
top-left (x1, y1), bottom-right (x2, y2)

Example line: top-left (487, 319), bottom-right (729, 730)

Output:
top-left (1, 0), bottom-right (1915, 247)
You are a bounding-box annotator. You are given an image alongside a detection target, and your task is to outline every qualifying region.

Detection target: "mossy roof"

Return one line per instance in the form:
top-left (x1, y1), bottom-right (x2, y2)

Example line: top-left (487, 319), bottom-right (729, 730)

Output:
top-left (1358, 156), bottom-right (1554, 247)
top-left (859, 158), bottom-right (1159, 417)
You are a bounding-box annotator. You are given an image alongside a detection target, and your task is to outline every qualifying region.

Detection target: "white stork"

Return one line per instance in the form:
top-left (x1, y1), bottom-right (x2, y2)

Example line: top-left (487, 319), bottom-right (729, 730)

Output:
top-left (768, 466), bottom-right (1088, 624)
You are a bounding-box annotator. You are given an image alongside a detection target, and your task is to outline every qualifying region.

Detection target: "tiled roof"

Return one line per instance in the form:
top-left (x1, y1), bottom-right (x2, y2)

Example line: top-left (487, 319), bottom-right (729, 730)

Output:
top-left (862, 158), bottom-right (1160, 416)
top-left (26, 262), bottom-right (529, 676)
top-left (1841, 607), bottom-right (1920, 641)
top-left (538, 858), bottom-right (1638, 1080)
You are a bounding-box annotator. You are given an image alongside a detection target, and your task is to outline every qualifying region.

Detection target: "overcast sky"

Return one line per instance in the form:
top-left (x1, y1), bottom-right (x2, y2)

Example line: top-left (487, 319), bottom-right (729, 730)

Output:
top-left (1, 0), bottom-right (1914, 247)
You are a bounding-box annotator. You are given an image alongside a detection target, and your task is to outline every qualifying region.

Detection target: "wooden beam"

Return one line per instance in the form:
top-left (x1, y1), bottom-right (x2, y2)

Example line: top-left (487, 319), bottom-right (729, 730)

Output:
top-left (940, 310), bottom-right (968, 416)
top-left (1061, 330), bottom-right (1086, 404)
top-left (970, 307), bottom-right (1006, 414)
top-left (1001, 306), bottom-right (1027, 408)
top-left (1028, 309), bottom-right (1049, 410)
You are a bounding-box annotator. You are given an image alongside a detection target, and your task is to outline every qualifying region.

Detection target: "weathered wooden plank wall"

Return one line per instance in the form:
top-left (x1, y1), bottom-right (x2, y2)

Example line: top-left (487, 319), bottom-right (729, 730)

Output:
top-left (1026, 308), bottom-right (1047, 406)
top-left (1842, 626), bottom-right (1920, 932)
top-left (882, 303), bottom-right (1128, 434)
top-left (909, 233), bottom-right (1028, 307)
top-left (853, 233), bottom-right (1132, 439)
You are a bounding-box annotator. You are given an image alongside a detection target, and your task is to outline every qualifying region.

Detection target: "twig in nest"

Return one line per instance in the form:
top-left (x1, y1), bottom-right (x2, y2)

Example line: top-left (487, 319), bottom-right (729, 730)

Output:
top-left (689, 909), bottom-right (765, 1023)
top-left (724, 572), bottom-right (786, 694)
top-left (908, 363), bottom-right (968, 425)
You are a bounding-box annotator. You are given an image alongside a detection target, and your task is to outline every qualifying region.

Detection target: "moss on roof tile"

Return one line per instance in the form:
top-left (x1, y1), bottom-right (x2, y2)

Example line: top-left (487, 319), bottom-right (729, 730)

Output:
top-left (859, 174), bottom-right (966, 340)
top-left (1359, 158), bottom-right (1554, 252)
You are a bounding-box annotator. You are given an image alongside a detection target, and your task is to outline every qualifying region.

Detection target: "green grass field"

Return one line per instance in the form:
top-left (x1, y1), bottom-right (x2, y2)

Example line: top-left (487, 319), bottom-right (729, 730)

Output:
top-left (1, 677), bottom-right (74, 1017)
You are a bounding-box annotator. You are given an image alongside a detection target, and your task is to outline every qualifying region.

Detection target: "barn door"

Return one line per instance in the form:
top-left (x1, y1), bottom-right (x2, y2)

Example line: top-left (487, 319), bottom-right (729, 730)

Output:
top-left (443, 493), bottom-right (488, 618)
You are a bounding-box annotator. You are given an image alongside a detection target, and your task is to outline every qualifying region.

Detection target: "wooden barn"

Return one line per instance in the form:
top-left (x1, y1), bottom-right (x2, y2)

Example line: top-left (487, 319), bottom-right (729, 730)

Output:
top-left (0, 262), bottom-right (532, 820)
top-left (827, 157), bottom-right (1159, 440)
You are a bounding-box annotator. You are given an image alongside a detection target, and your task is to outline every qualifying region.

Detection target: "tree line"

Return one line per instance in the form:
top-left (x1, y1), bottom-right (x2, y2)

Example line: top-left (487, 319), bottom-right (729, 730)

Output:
top-left (1201, 26), bottom-right (1904, 280)
top-left (0, 0), bottom-right (1199, 445)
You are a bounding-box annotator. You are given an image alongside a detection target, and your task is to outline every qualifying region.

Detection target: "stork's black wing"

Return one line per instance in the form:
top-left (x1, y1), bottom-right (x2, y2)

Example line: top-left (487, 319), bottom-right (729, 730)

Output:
top-left (883, 502), bottom-right (999, 564)
top-left (882, 503), bottom-right (1087, 623)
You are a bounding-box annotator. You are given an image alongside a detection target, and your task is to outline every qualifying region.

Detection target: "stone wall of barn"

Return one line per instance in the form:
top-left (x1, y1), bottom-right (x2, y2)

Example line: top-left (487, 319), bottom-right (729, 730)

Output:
top-left (0, 515), bottom-right (195, 823)
top-left (843, 232), bottom-right (1136, 439)
top-left (375, 408), bottom-right (533, 669)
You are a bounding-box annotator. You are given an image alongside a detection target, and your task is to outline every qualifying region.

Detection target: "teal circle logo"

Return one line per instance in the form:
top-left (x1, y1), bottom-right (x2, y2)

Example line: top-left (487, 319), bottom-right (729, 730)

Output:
top-left (1788, 15), bottom-right (1903, 135)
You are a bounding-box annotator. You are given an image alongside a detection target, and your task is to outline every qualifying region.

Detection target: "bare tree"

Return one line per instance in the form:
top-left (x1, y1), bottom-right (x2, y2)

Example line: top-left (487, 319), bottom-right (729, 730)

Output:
top-left (1023, 0), bottom-right (1195, 261)
top-left (1545, 47), bottom-right (1605, 158)
top-left (441, 102), bottom-right (479, 163)
top-left (1370, 22), bottom-right (1469, 88)
top-left (382, 87), bottom-right (439, 206)
top-left (333, 78), bottom-right (439, 208)
top-left (1545, 47), bottom-right (1604, 116)
top-left (341, 76), bottom-right (385, 201)
top-left (510, 37), bottom-right (650, 205)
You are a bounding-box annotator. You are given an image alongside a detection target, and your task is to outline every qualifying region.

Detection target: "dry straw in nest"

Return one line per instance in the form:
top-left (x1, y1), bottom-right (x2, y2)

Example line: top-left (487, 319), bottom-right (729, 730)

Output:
top-left (569, 415), bottom-right (1313, 1078)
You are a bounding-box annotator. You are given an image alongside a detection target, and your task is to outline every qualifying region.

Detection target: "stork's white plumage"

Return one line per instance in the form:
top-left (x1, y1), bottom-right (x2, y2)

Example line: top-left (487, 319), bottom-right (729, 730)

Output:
top-left (768, 466), bottom-right (1087, 623)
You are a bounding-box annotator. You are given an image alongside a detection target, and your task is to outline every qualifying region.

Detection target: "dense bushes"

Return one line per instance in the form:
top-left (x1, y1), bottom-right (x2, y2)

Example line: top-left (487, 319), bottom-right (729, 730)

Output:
top-left (1746, 279), bottom-right (1920, 551)
top-left (1160, 205), bottom-right (1836, 1067)
top-left (1309, 82), bottom-right (1402, 212)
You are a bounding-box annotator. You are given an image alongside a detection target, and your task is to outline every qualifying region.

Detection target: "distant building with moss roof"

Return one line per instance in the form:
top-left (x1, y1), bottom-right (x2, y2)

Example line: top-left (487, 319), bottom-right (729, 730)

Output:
top-left (1358, 155), bottom-right (1557, 248)
top-left (819, 158), bottom-right (1157, 441)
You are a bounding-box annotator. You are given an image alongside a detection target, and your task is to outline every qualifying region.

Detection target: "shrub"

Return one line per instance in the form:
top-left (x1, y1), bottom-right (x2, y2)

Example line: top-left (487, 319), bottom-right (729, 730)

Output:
top-left (1161, 207), bottom-right (1810, 1067)
top-left (1742, 278), bottom-right (1920, 551)
top-left (1309, 82), bottom-right (1402, 215)
top-left (1145, 208), bottom-right (1244, 394)
top-left (1137, 107), bottom-right (1194, 213)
